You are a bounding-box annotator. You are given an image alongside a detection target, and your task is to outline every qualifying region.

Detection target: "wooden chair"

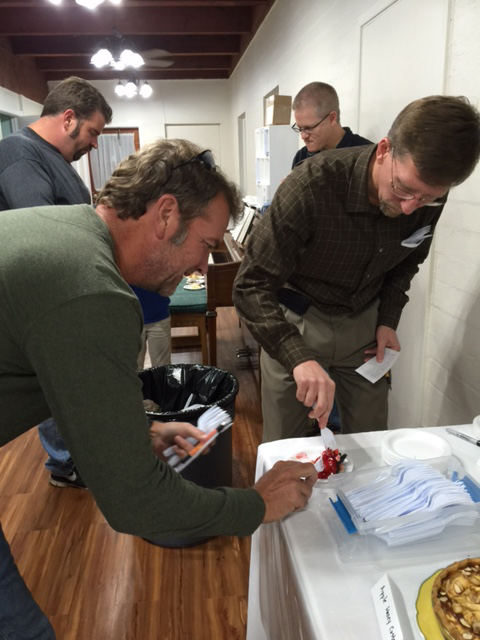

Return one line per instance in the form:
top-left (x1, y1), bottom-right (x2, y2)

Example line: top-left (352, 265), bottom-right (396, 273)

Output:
top-left (169, 278), bottom-right (210, 365)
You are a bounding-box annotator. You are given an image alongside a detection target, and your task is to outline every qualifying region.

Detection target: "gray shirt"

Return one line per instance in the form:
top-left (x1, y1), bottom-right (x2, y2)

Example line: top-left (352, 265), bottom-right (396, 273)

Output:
top-left (0, 126), bottom-right (90, 210)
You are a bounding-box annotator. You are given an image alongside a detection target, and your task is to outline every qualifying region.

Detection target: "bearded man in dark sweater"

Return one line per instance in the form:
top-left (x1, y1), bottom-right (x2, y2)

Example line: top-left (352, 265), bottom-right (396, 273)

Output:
top-left (0, 76), bottom-right (112, 489)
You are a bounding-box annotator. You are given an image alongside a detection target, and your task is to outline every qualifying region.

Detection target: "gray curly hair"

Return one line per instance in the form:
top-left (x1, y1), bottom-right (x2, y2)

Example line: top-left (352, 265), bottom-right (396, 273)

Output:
top-left (97, 139), bottom-right (243, 240)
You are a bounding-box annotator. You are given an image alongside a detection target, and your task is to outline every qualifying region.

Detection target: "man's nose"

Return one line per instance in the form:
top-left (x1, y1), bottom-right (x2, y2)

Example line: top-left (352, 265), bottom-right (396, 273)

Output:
top-left (196, 252), bottom-right (210, 276)
top-left (400, 199), bottom-right (419, 215)
top-left (301, 131), bottom-right (310, 140)
top-left (91, 137), bottom-right (99, 149)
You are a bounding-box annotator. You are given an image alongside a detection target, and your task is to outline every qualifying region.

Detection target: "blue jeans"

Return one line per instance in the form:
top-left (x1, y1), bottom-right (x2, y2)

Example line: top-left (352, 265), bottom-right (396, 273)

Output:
top-left (0, 525), bottom-right (56, 639)
top-left (37, 418), bottom-right (74, 477)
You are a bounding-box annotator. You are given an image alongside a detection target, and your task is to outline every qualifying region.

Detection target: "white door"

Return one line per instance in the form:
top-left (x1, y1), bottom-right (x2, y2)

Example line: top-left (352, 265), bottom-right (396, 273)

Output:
top-left (165, 123), bottom-right (221, 168)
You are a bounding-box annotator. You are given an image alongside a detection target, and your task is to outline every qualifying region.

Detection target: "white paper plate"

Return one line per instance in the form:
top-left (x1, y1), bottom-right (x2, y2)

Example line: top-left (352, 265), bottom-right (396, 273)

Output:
top-left (184, 283), bottom-right (205, 290)
top-left (381, 429), bottom-right (451, 465)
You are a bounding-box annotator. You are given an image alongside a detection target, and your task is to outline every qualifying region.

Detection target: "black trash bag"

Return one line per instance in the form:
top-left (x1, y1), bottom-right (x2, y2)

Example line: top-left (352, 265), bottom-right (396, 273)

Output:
top-left (138, 364), bottom-right (239, 548)
top-left (139, 363), bottom-right (238, 424)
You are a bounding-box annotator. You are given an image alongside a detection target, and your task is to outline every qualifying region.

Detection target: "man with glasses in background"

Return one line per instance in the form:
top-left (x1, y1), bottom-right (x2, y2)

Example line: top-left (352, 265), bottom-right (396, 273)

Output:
top-left (0, 139), bottom-right (317, 639)
top-left (234, 95), bottom-right (480, 443)
top-left (291, 81), bottom-right (370, 168)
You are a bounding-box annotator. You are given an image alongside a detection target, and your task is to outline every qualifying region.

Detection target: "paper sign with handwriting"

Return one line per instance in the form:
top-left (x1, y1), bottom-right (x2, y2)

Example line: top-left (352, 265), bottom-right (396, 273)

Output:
top-left (372, 574), bottom-right (406, 640)
top-left (355, 348), bottom-right (400, 384)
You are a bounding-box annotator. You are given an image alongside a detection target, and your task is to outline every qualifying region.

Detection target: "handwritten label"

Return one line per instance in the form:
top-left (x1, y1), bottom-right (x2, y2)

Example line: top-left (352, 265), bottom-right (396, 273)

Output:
top-left (372, 575), bottom-right (405, 640)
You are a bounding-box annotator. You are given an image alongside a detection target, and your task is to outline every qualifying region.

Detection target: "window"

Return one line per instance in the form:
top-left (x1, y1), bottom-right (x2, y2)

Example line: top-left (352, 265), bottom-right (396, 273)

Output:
top-left (88, 127), bottom-right (140, 198)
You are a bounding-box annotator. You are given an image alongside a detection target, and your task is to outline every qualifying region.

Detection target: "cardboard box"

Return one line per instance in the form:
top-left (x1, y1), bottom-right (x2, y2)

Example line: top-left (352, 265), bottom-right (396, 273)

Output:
top-left (265, 95), bottom-right (292, 126)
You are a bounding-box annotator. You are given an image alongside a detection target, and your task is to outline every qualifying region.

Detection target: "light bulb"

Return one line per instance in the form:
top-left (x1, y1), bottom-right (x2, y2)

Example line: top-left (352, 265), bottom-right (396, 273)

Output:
top-left (48, 0), bottom-right (63, 5)
top-left (91, 48), bottom-right (113, 68)
top-left (124, 81), bottom-right (137, 98)
top-left (75, 0), bottom-right (105, 8)
top-left (109, 0), bottom-right (122, 4)
top-left (114, 81), bottom-right (126, 97)
top-left (120, 49), bottom-right (144, 69)
top-left (139, 81), bottom-right (153, 98)
top-left (112, 59), bottom-right (126, 71)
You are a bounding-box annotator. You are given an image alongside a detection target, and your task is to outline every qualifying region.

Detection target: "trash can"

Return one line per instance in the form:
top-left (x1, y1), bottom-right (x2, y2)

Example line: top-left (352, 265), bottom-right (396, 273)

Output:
top-left (138, 363), bottom-right (239, 548)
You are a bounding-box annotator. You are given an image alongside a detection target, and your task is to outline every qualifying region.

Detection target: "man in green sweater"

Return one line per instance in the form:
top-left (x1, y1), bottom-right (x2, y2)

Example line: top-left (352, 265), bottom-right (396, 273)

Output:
top-left (0, 138), bottom-right (316, 639)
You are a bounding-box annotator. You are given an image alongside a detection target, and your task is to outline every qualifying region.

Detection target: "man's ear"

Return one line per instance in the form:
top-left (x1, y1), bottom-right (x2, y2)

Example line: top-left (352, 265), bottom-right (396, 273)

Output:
top-left (153, 194), bottom-right (179, 240)
top-left (62, 109), bottom-right (77, 133)
top-left (376, 137), bottom-right (391, 164)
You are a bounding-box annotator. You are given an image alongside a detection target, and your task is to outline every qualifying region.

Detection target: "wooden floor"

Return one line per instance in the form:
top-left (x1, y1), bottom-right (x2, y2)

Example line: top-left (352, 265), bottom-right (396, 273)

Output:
top-left (0, 308), bottom-right (262, 640)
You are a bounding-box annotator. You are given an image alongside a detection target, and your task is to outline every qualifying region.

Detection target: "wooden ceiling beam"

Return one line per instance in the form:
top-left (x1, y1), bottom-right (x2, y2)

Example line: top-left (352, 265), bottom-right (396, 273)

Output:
top-left (0, 7), bottom-right (252, 36)
top-left (44, 68), bottom-right (230, 80)
top-left (9, 34), bottom-right (241, 56)
top-left (0, 1), bottom-right (269, 6)
top-left (35, 55), bottom-right (233, 70)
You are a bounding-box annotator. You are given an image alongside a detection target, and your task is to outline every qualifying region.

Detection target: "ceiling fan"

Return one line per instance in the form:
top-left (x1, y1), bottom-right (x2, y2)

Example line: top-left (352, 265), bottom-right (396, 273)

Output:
top-left (139, 49), bottom-right (175, 69)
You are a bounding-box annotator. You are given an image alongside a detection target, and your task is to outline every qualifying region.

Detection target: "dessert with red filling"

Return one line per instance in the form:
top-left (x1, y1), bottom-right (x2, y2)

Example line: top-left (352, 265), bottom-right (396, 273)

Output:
top-left (314, 448), bottom-right (347, 480)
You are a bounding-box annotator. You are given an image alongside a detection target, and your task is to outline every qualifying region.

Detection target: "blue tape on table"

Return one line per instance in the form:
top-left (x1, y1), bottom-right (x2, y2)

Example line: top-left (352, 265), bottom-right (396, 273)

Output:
top-left (329, 496), bottom-right (358, 535)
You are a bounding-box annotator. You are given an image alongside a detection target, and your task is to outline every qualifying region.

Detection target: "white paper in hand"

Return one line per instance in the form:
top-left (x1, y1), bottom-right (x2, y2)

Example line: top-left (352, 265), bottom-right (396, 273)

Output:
top-left (355, 348), bottom-right (400, 384)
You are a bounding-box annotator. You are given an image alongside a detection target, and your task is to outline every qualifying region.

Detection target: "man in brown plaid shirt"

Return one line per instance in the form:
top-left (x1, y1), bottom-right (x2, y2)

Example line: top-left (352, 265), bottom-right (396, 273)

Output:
top-left (233, 96), bottom-right (480, 441)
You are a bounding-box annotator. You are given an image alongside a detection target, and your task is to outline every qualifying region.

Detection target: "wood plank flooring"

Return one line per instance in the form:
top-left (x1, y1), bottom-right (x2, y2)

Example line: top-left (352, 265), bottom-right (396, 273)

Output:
top-left (0, 308), bottom-right (262, 640)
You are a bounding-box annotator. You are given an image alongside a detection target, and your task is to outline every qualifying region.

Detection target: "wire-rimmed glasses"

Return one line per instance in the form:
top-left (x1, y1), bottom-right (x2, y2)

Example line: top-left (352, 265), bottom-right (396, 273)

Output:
top-left (291, 112), bottom-right (331, 134)
top-left (390, 151), bottom-right (443, 207)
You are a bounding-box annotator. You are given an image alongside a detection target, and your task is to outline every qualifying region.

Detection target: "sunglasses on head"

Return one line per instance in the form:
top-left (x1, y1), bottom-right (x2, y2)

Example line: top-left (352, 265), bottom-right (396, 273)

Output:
top-left (172, 149), bottom-right (216, 173)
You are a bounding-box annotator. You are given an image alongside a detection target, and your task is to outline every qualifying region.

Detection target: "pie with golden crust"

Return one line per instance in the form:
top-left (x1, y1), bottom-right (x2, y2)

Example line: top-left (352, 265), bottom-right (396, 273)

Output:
top-left (431, 558), bottom-right (480, 640)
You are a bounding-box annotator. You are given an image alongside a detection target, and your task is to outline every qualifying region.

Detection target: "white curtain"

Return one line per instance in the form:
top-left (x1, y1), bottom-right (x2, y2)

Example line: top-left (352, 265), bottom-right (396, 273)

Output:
top-left (90, 132), bottom-right (136, 191)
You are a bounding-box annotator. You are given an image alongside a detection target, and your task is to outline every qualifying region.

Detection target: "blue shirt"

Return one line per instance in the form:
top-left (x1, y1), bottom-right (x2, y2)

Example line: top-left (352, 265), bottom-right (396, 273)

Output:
top-left (130, 286), bottom-right (170, 324)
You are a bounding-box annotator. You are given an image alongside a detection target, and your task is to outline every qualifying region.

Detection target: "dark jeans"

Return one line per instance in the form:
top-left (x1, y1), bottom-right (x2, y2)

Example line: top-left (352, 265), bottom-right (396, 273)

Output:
top-left (0, 525), bottom-right (55, 640)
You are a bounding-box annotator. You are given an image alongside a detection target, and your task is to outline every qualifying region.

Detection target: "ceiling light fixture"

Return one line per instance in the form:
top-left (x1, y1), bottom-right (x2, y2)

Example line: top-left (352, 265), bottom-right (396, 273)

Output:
top-left (114, 80), bottom-right (126, 97)
top-left (124, 80), bottom-right (138, 98)
top-left (91, 29), bottom-right (144, 70)
top-left (114, 80), bottom-right (153, 99)
top-left (139, 81), bottom-right (153, 98)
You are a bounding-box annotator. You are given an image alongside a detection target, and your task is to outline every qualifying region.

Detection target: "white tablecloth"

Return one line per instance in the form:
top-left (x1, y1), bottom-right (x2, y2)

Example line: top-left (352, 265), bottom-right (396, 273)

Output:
top-left (246, 426), bottom-right (480, 640)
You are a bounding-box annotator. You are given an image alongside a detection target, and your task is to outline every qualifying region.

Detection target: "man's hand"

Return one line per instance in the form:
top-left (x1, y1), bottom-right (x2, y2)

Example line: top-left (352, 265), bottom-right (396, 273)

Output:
top-left (254, 460), bottom-right (317, 522)
top-left (292, 360), bottom-right (335, 428)
top-left (149, 420), bottom-right (209, 459)
top-left (364, 325), bottom-right (401, 363)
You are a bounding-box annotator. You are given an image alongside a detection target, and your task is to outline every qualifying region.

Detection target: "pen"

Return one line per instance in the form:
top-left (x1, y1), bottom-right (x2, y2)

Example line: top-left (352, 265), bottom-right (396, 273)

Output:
top-left (174, 422), bottom-right (232, 473)
top-left (446, 428), bottom-right (480, 447)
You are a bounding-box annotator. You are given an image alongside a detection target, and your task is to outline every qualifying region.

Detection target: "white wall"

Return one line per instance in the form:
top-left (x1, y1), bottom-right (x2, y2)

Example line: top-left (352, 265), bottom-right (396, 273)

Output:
top-left (422, 0), bottom-right (480, 426)
top-left (90, 79), bottom-right (234, 178)
top-left (228, 0), bottom-right (480, 428)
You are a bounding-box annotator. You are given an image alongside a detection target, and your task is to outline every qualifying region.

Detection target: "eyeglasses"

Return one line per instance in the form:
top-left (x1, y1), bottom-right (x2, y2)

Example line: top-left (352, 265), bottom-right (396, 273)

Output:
top-left (291, 112), bottom-right (331, 134)
top-left (390, 151), bottom-right (443, 207)
top-left (172, 149), bottom-right (216, 173)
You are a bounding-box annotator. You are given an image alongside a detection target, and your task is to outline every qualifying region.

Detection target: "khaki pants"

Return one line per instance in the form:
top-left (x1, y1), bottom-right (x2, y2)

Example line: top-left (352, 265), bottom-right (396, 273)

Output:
top-left (137, 316), bottom-right (172, 369)
top-left (260, 300), bottom-right (389, 442)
